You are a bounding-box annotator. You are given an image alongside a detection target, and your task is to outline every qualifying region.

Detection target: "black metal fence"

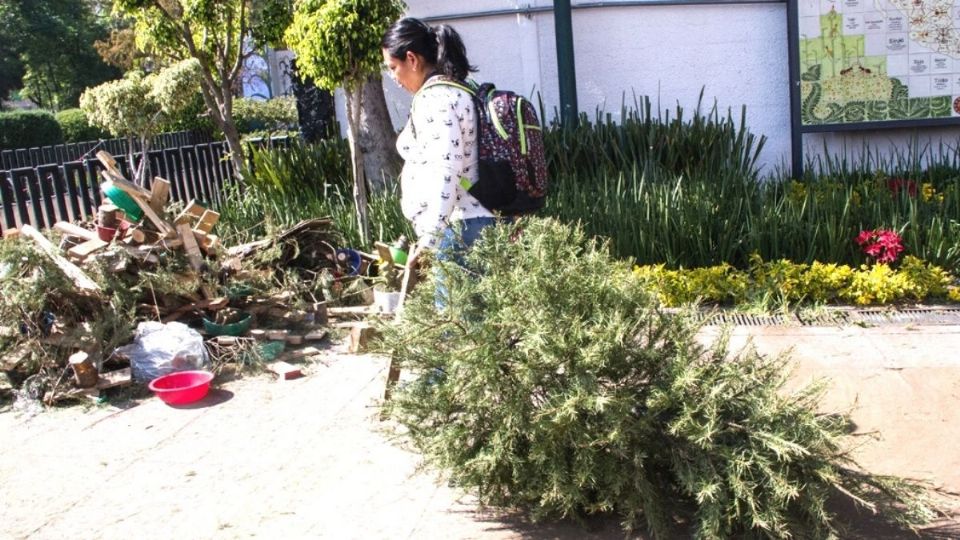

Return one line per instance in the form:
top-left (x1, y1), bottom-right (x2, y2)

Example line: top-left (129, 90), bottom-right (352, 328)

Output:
top-left (0, 141), bottom-right (236, 234)
top-left (0, 135), bottom-right (297, 235)
top-left (0, 130), bottom-right (213, 170)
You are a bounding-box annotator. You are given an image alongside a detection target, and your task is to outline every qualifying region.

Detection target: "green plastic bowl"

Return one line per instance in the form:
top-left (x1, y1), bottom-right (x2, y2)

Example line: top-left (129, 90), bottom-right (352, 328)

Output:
top-left (202, 313), bottom-right (252, 337)
top-left (100, 181), bottom-right (144, 222)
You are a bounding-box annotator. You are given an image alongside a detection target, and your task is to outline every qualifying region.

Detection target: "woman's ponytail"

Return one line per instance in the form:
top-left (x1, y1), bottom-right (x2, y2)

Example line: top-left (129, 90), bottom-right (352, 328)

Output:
top-left (433, 24), bottom-right (476, 80)
top-left (382, 18), bottom-right (476, 81)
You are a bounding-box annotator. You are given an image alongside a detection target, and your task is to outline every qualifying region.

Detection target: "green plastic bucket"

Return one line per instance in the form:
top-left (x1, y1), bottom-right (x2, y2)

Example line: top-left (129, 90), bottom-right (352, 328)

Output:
top-left (100, 181), bottom-right (144, 222)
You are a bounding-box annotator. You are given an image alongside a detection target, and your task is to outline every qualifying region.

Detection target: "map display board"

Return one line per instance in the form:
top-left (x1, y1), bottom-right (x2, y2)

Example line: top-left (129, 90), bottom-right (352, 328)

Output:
top-left (795, 0), bottom-right (960, 126)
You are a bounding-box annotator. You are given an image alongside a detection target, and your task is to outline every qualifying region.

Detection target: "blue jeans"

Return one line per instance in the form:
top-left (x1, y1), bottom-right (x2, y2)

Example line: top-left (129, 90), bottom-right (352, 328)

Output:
top-left (434, 217), bottom-right (500, 309)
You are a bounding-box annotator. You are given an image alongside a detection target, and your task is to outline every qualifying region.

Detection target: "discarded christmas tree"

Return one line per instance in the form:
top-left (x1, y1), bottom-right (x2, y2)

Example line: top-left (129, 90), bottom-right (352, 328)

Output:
top-left (381, 217), bottom-right (937, 538)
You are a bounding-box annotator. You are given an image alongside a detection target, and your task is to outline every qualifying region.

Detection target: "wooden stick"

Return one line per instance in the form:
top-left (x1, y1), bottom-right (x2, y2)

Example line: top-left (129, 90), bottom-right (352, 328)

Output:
top-left (53, 222), bottom-right (97, 242)
top-left (20, 225), bottom-right (100, 293)
top-left (178, 223), bottom-right (204, 271)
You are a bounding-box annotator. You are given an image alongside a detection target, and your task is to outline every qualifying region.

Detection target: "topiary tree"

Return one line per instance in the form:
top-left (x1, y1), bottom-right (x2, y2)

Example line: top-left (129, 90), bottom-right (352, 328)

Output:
top-left (80, 60), bottom-right (201, 185)
top-left (380, 217), bottom-right (937, 539)
top-left (111, 0), bottom-right (284, 176)
top-left (285, 0), bottom-right (405, 246)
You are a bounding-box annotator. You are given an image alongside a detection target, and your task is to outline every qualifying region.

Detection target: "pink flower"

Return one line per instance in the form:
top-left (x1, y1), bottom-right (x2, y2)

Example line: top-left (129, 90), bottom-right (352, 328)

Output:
top-left (855, 228), bottom-right (904, 264)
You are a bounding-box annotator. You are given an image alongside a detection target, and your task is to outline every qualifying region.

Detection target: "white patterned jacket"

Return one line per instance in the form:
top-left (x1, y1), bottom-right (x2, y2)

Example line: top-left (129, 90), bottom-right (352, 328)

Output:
top-left (396, 75), bottom-right (492, 248)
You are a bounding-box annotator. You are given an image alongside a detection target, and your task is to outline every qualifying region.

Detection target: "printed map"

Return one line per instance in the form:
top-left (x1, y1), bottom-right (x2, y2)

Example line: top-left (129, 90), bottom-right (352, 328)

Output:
top-left (798, 0), bottom-right (960, 125)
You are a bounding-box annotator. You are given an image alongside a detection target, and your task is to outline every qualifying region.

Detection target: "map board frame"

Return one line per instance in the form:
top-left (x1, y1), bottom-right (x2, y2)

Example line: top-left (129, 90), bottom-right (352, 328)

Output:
top-left (787, 0), bottom-right (960, 177)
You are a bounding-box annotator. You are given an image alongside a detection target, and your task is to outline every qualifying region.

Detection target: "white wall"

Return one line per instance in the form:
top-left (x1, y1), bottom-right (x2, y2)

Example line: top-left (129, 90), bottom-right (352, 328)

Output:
top-left (338, 0), bottom-right (960, 177)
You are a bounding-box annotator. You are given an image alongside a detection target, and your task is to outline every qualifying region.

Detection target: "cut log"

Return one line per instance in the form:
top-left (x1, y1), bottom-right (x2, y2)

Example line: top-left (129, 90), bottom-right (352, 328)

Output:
top-left (69, 352), bottom-right (99, 388)
top-left (98, 204), bottom-right (120, 228)
top-left (148, 177), bottom-right (171, 214)
top-left (194, 209), bottom-right (220, 234)
top-left (285, 334), bottom-right (304, 345)
top-left (53, 222), bottom-right (97, 242)
top-left (20, 225), bottom-right (100, 293)
top-left (67, 239), bottom-right (109, 261)
top-left (177, 223), bottom-right (204, 271)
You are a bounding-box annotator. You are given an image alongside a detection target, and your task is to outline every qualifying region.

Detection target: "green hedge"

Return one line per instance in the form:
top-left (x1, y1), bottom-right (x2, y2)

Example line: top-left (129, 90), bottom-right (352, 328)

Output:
top-left (55, 108), bottom-right (108, 142)
top-left (233, 96), bottom-right (297, 134)
top-left (0, 110), bottom-right (64, 150)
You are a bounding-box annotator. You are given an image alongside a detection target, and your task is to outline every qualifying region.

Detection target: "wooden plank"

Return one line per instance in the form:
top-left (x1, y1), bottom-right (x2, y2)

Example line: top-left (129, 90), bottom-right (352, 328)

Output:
top-left (96, 367), bottom-right (132, 390)
top-left (95, 150), bottom-right (120, 176)
top-left (177, 223), bottom-right (204, 271)
top-left (20, 225), bottom-right (100, 293)
top-left (174, 200), bottom-right (206, 225)
top-left (134, 192), bottom-right (175, 236)
top-left (194, 209), bottom-right (220, 234)
top-left (2, 228), bottom-right (20, 240)
top-left (374, 241), bottom-right (394, 265)
top-left (148, 177), bottom-right (171, 214)
top-left (53, 222), bottom-right (97, 242)
top-left (267, 361), bottom-right (302, 380)
top-left (67, 238), bottom-right (109, 260)
top-left (160, 297), bottom-right (229, 324)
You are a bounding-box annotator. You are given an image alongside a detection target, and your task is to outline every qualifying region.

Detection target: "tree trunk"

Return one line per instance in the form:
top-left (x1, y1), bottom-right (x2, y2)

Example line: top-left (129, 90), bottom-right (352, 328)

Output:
top-left (357, 75), bottom-right (401, 193)
top-left (289, 59), bottom-right (336, 143)
top-left (345, 86), bottom-right (370, 246)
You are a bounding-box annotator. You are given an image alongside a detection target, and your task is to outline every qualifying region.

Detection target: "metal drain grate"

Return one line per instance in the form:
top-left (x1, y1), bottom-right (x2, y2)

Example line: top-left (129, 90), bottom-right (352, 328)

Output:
top-left (849, 308), bottom-right (960, 326)
top-left (699, 312), bottom-right (796, 326)
top-left (692, 307), bottom-right (960, 327)
top-left (797, 311), bottom-right (853, 326)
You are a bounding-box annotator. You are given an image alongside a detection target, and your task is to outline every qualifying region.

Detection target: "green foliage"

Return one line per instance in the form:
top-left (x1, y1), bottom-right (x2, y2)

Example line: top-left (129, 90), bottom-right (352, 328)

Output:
top-left (56, 108), bottom-right (109, 143)
top-left (381, 218), bottom-right (936, 538)
top-left (160, 92), bottom-right (217, 135)
top-left (0, 0), bottom-right (120, 109)
top-left (285, 0), bottom-right (406, 91)
top-left (632, 255), bottom-right (957, 307)
top-left (0, 110), bottom-right (64, 150)
top-left (233, 97), bottom-right (298, 134)
top-left (80, 60), bottom-right (201, 140)
top-left (542, 99), bottom-right (960, 271)
top-left (217, 140), bottom-right (411, 247)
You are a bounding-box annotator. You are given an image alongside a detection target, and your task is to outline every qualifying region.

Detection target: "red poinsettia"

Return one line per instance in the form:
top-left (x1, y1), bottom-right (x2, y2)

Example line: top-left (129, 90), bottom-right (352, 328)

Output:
top-left (855, 228), bottom-right (904, 264)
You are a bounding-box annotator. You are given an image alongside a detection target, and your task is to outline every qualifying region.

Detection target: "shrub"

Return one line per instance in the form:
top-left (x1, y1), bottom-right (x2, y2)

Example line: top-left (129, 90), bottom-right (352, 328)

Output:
top-left (232, 96), bottom-right (297, 134)
top-left (0, 110), bottom-right (64, 150)
top-left (382, 218), bottom-right (935, 538)
top-left (55, 108), bottom-right (108, 142)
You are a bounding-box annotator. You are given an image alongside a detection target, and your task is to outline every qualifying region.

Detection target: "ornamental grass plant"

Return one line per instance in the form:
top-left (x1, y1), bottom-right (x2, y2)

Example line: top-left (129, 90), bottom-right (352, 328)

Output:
top-left (380, 218), bottom-right (937, 539)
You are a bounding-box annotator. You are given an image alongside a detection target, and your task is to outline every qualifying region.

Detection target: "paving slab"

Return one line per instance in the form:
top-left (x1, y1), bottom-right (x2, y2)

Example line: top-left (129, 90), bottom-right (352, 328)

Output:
top-left (1, 326), bottom-right (959, 539)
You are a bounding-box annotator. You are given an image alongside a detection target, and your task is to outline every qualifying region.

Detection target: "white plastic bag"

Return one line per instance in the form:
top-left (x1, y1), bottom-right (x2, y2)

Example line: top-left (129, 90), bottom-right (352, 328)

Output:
top-left (118, 321), bottom-right (209, 383)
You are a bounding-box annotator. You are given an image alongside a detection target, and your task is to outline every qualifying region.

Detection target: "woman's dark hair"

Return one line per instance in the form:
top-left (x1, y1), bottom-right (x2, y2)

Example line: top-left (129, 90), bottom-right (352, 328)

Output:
top-left (381, 17), bottom-right (476, 80)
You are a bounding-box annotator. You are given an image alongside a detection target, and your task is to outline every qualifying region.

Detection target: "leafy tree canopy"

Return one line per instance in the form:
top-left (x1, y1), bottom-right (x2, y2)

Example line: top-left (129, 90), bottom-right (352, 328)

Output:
top-left (0, 0), bottom-right (120, 110)
top-left (285, 0), bottom-right (405, 91)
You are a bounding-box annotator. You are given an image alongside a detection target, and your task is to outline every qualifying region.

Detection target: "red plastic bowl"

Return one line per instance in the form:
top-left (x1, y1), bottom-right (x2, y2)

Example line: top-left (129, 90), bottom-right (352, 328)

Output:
top-left (148, 370), bottom-right (214, 405)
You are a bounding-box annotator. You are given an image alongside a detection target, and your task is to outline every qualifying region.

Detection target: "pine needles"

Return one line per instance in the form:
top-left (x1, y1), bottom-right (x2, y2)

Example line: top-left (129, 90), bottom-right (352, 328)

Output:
top-left (380, 217), bottom-right (938, 539)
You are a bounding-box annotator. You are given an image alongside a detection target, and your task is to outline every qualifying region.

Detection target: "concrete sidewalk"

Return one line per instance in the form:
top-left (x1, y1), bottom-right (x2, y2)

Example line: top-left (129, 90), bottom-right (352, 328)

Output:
top-left (2, 324), bottom-right (959, 539)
